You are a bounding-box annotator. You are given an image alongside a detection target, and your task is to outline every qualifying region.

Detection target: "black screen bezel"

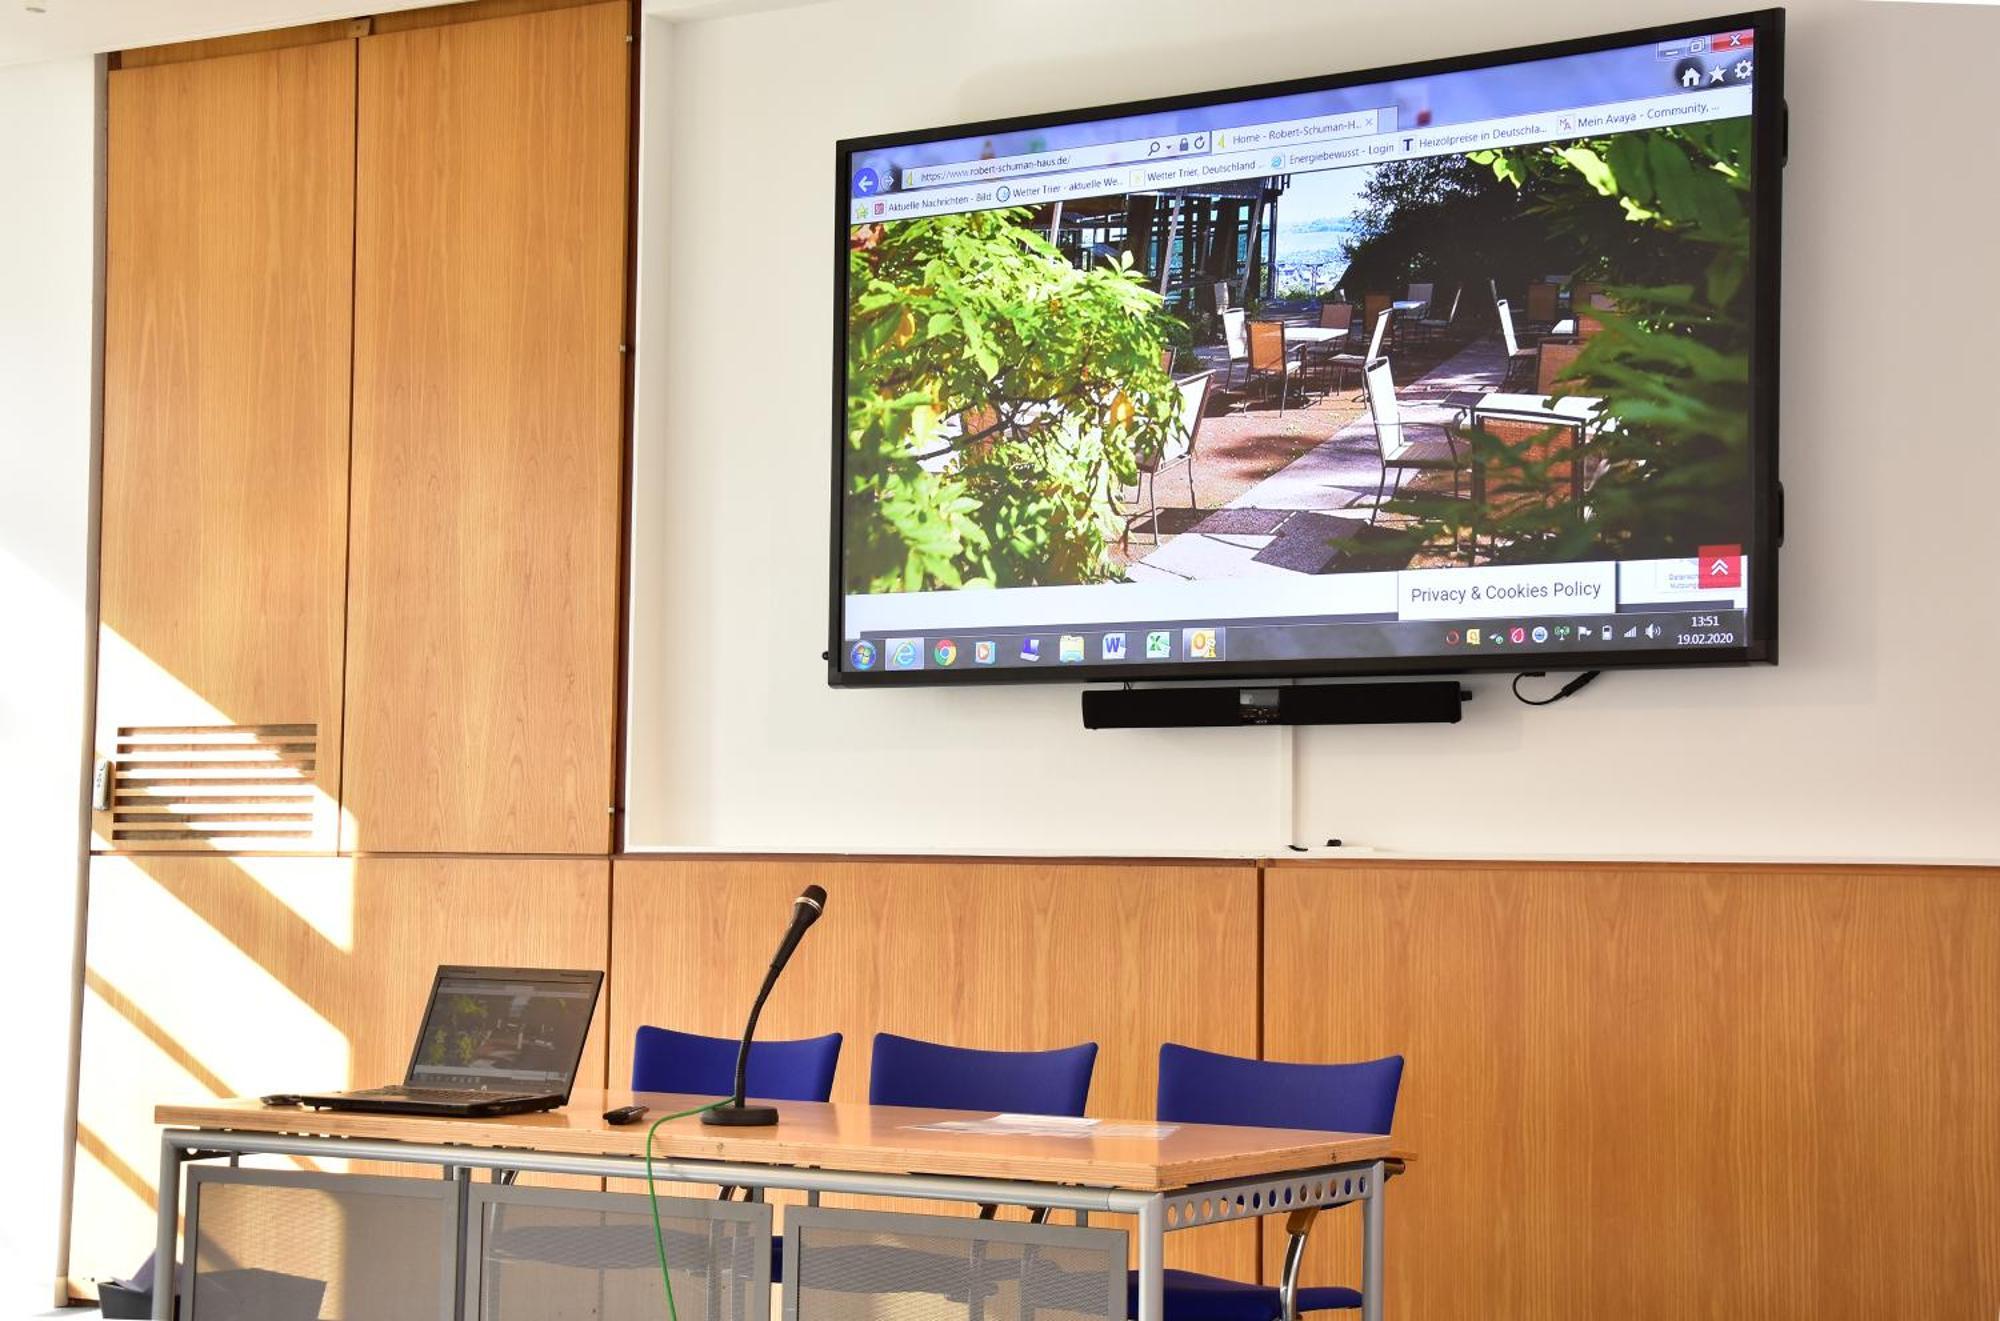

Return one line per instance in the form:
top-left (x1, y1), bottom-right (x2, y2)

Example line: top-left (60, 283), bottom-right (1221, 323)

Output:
top-left (827, 10), bottom-right (1784, 688)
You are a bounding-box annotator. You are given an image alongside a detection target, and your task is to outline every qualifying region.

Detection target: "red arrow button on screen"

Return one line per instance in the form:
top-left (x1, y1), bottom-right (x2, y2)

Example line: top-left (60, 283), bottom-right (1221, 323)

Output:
top-left (1698, 545), bottom-right (1743, 589)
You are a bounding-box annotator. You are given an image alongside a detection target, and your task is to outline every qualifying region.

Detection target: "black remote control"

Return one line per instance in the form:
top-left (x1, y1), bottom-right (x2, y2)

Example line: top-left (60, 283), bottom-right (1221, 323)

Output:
top-left (261, 1093), bottom-right (305, 1107)
top-left (603, 1104), bottom-right (649, 1126)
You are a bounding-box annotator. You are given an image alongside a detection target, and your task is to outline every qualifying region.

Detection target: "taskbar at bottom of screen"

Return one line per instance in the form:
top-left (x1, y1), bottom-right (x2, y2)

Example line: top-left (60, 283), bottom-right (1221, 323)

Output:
top-left (842, 608), bottom-right (1750, 674)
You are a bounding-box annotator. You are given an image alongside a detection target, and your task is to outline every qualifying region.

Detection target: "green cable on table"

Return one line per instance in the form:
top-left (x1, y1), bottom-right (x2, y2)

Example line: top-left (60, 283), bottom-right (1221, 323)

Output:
top-left (644, 1099), bottom-right (728, 1321)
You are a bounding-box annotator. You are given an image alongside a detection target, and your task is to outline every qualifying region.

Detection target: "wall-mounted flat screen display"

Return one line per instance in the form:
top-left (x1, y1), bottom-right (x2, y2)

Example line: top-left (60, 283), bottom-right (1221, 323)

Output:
top-left (830, 12), bottom-right (1782, 685)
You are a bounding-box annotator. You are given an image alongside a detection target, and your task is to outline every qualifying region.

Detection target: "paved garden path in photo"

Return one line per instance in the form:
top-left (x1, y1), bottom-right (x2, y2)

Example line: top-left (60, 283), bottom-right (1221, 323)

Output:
top-left (1128, 337), bottom-right (1506, 581)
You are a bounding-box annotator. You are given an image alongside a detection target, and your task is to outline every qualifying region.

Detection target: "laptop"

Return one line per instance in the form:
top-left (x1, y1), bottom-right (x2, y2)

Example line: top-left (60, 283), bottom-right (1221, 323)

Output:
top-left (298, 965), bottom-right (603, 1118)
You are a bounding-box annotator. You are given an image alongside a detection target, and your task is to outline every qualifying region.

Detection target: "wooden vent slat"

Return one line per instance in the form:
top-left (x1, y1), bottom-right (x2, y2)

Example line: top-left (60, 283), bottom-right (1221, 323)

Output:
top-left (110, 756), bottom-right (316, 768)
top-left (103, 723), bottom-right (321, 852)
top-left (114, 792), bottom-right (308, 805)
top-left (112, 741), bottom-right (316, 755)
top-left (110, 773), bottom-right (314, 787)
top-left (117, 723), bottom-right (315, 739)
top-left (111, 830), bottom-right (316, 843)
top-left (109, 804), bottom-right (310, 816)
top-left (110, 815), bottom-right (311, 826)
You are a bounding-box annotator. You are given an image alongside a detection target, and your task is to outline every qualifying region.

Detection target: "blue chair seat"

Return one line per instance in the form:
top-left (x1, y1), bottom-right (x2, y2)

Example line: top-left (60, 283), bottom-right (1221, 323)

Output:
top-left (1127, 1269), bottom-right (1362, 1321)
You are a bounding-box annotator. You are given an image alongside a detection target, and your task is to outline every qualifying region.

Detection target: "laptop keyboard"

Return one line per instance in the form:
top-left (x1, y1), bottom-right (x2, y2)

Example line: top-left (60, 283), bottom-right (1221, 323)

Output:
top-left (348, 1085), bottom-right (535, 1104)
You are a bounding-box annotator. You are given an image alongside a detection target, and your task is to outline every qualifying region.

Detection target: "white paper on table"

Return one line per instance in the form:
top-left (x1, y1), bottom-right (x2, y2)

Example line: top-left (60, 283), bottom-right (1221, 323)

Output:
top-left (904, 1113), bottom-right (1180, 1139)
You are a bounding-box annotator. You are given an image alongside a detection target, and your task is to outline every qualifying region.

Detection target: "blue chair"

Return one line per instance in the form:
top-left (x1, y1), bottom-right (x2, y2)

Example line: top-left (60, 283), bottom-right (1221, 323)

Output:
top-left (557, 1027), bottom-right (842, 1285)
top-left (487, 1025), bottom-right (842, 1288)
top-left (781, 1034), bottom-right (1100, 1306)
top-left (869, 1032), bottom-right (1098, 1116)
top-left (631, 1024), bottom-right (843, 1102)
top-left (1127, 1043), bottom-right (1404, 1321)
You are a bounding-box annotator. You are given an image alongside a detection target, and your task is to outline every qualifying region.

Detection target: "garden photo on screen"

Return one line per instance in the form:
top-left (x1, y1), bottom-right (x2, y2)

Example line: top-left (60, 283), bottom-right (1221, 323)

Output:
top-left (842, 115), bottom-right (1753, 594)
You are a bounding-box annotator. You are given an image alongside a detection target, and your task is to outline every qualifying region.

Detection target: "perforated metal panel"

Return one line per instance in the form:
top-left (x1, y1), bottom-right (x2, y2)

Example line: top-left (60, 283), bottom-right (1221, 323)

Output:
top-left (782, 1206), bottom-right (1126, 1321)
top-left (466, 1183), bottom-right (772, 1321)
top-left (182, 1165), bottom-right (456, 1321)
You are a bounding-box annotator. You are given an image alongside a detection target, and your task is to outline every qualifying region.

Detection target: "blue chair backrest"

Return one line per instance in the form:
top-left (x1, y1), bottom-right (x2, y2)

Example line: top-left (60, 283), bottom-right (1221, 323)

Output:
top-left (1157, 1042), bottom-right (1402, 1135)
top-left (869, 1032), bottom-right (1098, 1116)
top-left (631, 1026), bottom-right (842, 1103)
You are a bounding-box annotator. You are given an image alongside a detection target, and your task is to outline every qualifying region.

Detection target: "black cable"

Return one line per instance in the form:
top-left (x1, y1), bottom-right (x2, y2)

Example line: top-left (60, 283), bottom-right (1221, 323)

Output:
top-left (1511, 669), bottom-right (1602, 706)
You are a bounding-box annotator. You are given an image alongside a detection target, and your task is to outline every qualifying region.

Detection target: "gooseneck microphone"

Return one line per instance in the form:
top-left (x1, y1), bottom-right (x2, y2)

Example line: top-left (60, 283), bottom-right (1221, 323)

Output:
top-left (702, 885), bottom-right (827, 1126)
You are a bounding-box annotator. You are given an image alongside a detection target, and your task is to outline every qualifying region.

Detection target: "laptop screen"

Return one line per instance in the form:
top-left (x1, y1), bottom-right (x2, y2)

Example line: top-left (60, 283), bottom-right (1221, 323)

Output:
top-left (405, 967), bottom-right (601, 1093)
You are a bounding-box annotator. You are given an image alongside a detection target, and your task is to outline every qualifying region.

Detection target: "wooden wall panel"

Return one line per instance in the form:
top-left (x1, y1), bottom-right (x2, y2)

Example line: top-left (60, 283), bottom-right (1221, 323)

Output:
top-left (342, 1), bottom-right (629, 854)
top-left (97, 41), bottom-right (355, 852)
top-left (372, 0), bottom-right (608, 34)
top-left (610, 857), bottom-right (1264, 1279)
top-left (69, 854), bottom-right (610, 1297)
top-left (1263, 861), bottom-right (2000, 1321)
top-left (117, 19), bottom-right (369, 69)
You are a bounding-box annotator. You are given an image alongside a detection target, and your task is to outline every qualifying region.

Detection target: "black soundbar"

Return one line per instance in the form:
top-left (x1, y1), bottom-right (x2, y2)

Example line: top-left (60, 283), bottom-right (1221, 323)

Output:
top-left (1081, 681), bottom-right (1467, 729)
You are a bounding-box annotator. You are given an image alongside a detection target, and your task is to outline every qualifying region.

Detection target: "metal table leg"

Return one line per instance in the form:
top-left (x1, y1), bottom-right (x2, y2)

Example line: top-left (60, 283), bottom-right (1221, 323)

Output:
top-left (152, 1134), bottom-right (184, 1321)
top-left (1361, 1159), bottom-right (1386, 1321)
top-left (1135, 1194), bottom-right (1165, 1321)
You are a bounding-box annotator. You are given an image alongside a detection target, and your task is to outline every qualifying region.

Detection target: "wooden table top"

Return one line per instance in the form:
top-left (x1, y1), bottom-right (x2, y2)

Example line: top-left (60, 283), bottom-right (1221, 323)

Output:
top-left (157, 1090), bottom-right (1406, 1192)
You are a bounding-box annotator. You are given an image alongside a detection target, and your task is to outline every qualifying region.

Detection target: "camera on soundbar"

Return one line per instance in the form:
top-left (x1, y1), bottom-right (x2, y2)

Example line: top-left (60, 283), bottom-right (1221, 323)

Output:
top-left (1081, 682), bottom-right (1468, 729)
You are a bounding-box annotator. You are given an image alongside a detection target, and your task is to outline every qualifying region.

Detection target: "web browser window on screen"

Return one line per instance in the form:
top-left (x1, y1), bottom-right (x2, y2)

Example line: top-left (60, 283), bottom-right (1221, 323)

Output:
top-left (835, 20), bottom-right (1773, 680)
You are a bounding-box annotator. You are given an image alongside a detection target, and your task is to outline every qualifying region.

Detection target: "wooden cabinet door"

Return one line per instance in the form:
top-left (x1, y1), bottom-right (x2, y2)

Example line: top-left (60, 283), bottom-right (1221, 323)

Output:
top-left (96, 40), bottom-right (356, 852)
top-left (343, 1), bottom-right (629, 853)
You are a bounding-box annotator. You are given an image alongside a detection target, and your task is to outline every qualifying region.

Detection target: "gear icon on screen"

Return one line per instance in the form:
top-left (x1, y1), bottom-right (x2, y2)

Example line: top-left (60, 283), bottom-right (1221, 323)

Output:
top-left (1734, 59), bottom-right (1754, 80)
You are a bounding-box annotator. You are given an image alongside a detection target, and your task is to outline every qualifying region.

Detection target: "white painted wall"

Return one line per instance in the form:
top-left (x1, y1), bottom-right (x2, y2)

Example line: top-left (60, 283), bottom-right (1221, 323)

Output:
top-left (0, 0), bottom-right (804, 70)
top-left (626, 0), bottom-right (2000, 862)
top-left (0, 55), bottom-right (98, 1309)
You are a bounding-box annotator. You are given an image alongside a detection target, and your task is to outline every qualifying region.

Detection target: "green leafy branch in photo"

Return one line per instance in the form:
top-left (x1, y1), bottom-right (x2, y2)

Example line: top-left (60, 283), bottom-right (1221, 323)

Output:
top-left (1381, 119), bottom-right (1756, 563)
top-left (845, 208), bottom-right (1183, 593)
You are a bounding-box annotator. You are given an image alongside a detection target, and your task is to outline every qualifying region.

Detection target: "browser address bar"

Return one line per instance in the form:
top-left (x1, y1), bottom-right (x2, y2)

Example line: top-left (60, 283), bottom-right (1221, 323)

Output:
top-left (902, 130), bottom-right (1215, 190)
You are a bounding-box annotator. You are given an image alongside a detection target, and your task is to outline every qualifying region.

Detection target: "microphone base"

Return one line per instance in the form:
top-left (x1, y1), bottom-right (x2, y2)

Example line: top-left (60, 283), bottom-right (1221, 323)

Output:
top-left (700, 1101), bottom-right (779, 1127)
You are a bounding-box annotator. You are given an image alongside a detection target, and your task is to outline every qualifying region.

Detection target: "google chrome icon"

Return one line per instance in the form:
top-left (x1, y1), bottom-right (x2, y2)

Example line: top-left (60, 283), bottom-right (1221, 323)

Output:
top-left (933, 638), bottom-right (959, 666)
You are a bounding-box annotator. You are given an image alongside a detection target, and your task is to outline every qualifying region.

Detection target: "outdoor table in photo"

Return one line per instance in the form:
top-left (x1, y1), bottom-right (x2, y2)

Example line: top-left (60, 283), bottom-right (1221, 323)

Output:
top-left (1285, 326), bottom-right (1349, 346)
top-left (1441, 387), bottom-right (1609, 562)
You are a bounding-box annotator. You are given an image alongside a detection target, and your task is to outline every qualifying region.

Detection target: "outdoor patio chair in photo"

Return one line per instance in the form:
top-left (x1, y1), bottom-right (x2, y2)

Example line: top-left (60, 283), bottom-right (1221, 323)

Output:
top-left (1405, 281), bottom-right (1434, 317)
top-left (1495, 298), bottom-right (1538, 388)
top-left (1577, 291), bottom-right (1614, 340)
top-left (1536, 338), bottom-right (1586, 395)
top-left (1220, 307), bottom-right (1249, 388)
top-left (1301, 301), bottom-right (1354, 386)
top-left (1525, 279), bottom-right (1560, 330)
top-left (1363, 291), bottom-right (1394, 349)
top-left (1247, 319), bottom-right (1308, 414)
top-left (1363, 356), bottom-right (1470, 532)
top-left (1322, 307), bottom-right (1393, 398)
top-left (1126, 370), bottom-right (1216, 545)
top-left (1410, 286), bottom-right (1462, 346)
